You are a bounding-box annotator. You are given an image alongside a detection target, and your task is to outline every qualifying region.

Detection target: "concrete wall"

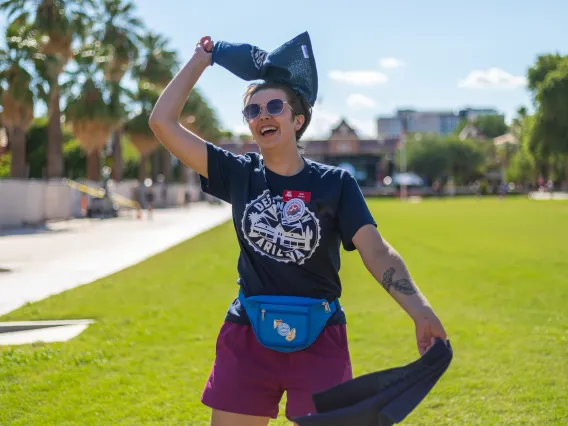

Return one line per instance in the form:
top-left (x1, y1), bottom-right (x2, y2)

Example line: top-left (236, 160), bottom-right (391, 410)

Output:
top-left (110, 180), bottom-right (202, 208)
top-left (0, 178), bottom-right (202, 229)
top-left (0, 179), bottom-right (74, 228)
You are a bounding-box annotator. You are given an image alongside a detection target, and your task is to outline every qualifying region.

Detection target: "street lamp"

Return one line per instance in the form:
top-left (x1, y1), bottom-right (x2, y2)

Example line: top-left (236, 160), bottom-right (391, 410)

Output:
top-left (399, 115), bottom-right (409, 201)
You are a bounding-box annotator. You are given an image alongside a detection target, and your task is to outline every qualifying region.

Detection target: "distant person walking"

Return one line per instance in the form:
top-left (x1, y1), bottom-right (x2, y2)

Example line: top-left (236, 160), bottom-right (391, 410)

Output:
top-left (145, 188), bottom-right (154, 220)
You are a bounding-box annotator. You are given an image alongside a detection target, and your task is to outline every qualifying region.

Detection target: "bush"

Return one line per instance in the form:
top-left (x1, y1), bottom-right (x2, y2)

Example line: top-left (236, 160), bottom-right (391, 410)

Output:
top-left (405, 135), bottom-right (486, 185)
top-left (0, 152), bottom-right (11, 178)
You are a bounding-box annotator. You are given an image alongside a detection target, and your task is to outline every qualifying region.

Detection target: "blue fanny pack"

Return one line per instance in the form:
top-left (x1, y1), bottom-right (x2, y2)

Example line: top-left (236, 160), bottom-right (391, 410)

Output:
top-left (238, 289), bottom-right (340, 353)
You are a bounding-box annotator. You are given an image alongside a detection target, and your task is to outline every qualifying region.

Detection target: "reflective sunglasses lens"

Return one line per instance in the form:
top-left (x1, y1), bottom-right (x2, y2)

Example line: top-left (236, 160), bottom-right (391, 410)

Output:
top-left (266, 99), bottom-right (285, 115)
top-left (243, 104), bottom-right (260, 120)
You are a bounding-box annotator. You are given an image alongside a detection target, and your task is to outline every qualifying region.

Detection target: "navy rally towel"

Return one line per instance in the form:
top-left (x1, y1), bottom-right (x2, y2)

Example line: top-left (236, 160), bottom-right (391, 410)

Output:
top-left (292, 339), bottom-right (453, 426)
top-left (211, 31), bottom-right (318, 107)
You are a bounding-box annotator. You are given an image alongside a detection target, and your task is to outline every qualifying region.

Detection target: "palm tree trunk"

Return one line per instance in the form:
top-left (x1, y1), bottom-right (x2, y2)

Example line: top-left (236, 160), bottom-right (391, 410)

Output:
top-left (108, 81), bottom-right (123, 182)
top-left (162, 149), bottom-right (172, 182)
top-left (564, 157), bottom-right (568, 191)
top-left (138, 153), bottom-right (148, 182)
top-left (8, 127), bottom-right (27, 179)
top-left (151, 149), bottom-right (160, 182)
top-left (179, 165), bottom-right (189, 183)
top-left (111, 129), bottom-right (123, 181)
top-left (46, 83), bottom-right (64, 179)
top-left (86, 149), bottom-right (101, 182)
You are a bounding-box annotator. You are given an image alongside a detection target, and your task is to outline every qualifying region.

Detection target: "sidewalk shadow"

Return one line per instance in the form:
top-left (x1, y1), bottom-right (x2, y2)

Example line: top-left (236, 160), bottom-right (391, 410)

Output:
top-left (0, 224), bottom-right (71, 237)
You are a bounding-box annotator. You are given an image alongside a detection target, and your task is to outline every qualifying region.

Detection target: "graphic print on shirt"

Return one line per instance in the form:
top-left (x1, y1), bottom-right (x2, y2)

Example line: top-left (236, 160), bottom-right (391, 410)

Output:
top-left (241, 190), bottom-right (321, 265)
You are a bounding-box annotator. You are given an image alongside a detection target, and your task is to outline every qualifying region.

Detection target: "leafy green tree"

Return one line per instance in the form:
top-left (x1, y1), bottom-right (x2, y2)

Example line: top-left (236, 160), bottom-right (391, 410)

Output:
top-left (475, 115), bottom-right (509, 139)
top-left (455, 115), bottom-right (508, 139)
top-left (24, 117), bottom-right (83, 179)
top-left (0, 151), bottom-right (11, 177)
top-left (527, 53), bottom-right (568, 187)
top-left (405, 136), bottom-right (450, 183)
top-left (445, 137), bottom-right (486, 185)
top-left (405, 135), bottom-right (485, 185)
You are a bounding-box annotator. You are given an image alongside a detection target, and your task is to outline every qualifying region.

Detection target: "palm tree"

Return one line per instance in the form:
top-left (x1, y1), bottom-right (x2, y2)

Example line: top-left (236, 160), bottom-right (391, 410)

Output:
top-left (95, 0), bottom-right (144, 182)
top-left (126, 32), bottom-right (221, 183)
top-left (0, 0), bottom-right (93, 179)
top-left (0, 18), bottom-right (37, 178)
top-left (510, 107), bottom-right (527, 142)
top-left (123, 82), bottom-right (159, 181)
top-left (63, 42), bottom-right (119, 181)
top-left (181, 88), bottom-right (221, 143)
top-left (177, 88), bottom-right (222, 184)
top-left (124, 33), bottom-right (177, 180)
top-left (132, 32), bottom-right (178, 89)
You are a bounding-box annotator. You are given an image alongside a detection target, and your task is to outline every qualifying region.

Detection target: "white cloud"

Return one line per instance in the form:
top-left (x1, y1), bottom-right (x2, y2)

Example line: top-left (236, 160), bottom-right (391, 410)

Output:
top-left (349, 118), bottom-right (376, 139)
top-left (379, 57), bottom-right (405, 69)
top-left (458, 67), bottom-right (527, 89)
top-left (302, 108), bottom-right (341, 139)
top-left (347, 93), bottom-right (377, 109)
top-left (303, 107), bottom-right (377, 140)
top-left (231, 123), bottom-right (251, 136)
top-left (329, 70), bottom-right (388, 86)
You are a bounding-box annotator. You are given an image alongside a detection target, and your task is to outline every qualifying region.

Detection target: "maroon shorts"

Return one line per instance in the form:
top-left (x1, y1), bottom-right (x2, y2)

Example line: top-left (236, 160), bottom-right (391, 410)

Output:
top-left (201, 321), bottom-right (352, 420)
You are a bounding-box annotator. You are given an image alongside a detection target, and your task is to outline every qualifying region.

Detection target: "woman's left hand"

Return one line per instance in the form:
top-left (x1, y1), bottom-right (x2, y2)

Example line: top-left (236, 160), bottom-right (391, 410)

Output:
top-left (413, 308), bottom-right (448, 356)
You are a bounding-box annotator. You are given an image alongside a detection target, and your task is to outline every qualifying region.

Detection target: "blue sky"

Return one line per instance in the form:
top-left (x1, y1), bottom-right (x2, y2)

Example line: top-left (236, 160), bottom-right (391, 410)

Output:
top-left (3, 0), bottom-right (568, 139)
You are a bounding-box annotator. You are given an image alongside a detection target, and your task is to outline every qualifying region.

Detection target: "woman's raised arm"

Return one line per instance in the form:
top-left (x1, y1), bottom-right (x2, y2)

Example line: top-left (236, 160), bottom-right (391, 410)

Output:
top-left (149, 36), bottom-right (213, 178)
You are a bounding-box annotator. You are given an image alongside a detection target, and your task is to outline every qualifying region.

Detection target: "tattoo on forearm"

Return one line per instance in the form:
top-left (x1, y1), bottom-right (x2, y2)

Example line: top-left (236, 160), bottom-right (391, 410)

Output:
top-left (381, 267), bottom-right (417, 295)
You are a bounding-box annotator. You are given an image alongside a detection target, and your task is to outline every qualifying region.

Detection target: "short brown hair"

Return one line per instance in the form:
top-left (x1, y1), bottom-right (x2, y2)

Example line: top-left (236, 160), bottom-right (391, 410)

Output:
top-left (243, 81), bottom-right (312, 150)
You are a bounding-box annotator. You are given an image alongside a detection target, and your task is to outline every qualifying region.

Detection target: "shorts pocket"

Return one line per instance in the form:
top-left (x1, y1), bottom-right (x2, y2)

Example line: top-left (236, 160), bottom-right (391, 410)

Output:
top-left (324, 324), bottom-right (350, 357)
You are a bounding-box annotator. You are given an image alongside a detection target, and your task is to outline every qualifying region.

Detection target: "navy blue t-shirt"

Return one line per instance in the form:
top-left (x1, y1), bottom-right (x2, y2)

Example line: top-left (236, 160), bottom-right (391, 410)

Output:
top-left (199, 142), bottom-right (377, 326)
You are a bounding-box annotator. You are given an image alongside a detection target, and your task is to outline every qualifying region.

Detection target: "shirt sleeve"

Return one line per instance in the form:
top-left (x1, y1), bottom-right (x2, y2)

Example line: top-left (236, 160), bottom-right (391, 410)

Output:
top-left (336, 171), bottom-right (377, 251)
top-left (199, 142), bottom-right (251, 204)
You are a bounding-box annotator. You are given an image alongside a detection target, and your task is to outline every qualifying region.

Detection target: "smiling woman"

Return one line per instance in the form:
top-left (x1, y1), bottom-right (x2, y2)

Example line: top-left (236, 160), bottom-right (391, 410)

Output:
top-left (242, 81), bottom-right (312, 153)
top-left (149, 32), bottom-right (448, 426)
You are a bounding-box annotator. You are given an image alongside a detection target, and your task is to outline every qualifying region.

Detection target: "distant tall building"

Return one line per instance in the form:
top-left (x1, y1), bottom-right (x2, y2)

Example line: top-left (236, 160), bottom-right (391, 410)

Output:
top-left (458, 107), bottom-right (500, 121)
top-left (376, 116), bottom-right (403, 138)
top-left (377, 107), bottom-right (500, 138)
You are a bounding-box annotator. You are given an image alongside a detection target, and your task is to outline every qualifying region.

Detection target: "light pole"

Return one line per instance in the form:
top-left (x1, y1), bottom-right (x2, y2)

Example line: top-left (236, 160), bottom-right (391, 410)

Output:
top-left (399, 115), bottom-right (409, 201)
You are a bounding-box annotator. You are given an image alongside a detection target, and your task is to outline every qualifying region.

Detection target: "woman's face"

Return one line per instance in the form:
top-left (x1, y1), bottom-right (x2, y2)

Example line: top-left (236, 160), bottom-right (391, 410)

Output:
top-left (245, 88), bottom-right (302, 150)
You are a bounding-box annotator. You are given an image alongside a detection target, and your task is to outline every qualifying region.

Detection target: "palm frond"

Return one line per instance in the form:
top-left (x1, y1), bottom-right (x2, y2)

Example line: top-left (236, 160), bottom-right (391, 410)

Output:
top-left (34, 81), bottom-right (49, 103)
top-left (0, 0), bottom-right (27, 19)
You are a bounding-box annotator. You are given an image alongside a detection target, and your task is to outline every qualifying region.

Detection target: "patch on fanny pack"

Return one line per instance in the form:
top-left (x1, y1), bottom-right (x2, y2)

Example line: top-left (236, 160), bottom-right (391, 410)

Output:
top-left (274, 319), bottom-right (296, 341)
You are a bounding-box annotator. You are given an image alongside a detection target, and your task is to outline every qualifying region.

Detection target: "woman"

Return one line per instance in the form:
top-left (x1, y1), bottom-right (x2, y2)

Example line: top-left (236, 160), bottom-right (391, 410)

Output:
top-left (149, 35), bottom-right (447, 426)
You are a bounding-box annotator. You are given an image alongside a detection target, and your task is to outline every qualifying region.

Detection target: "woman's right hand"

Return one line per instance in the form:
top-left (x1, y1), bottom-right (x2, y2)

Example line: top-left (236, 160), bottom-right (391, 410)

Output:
top-left (194, 36), bottom-right (213, 67)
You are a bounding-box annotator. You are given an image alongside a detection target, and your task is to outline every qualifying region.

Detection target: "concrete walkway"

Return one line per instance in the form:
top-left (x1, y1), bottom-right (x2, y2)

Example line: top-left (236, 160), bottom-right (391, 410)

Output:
top-left (0, 202), bottom-right (232, 317)
top-left (528, 191), bottom-right (568, 200)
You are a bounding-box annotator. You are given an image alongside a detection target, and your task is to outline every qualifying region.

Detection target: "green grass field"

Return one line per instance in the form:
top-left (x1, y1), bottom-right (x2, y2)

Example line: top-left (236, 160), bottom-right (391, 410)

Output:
top-left (1, 197), bottom-right (567, 425)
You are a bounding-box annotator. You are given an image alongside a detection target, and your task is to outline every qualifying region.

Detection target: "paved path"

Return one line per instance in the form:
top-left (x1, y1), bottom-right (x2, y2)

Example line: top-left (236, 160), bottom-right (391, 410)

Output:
top-left (528, 191), bottom-right (568, 200)
top-left (0, 203), bottom-right (232, 317)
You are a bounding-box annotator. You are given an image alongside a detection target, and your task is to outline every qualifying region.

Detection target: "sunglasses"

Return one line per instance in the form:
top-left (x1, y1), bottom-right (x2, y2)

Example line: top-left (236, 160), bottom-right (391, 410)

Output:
top-left (242, 98), bottom-right (294, 121)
